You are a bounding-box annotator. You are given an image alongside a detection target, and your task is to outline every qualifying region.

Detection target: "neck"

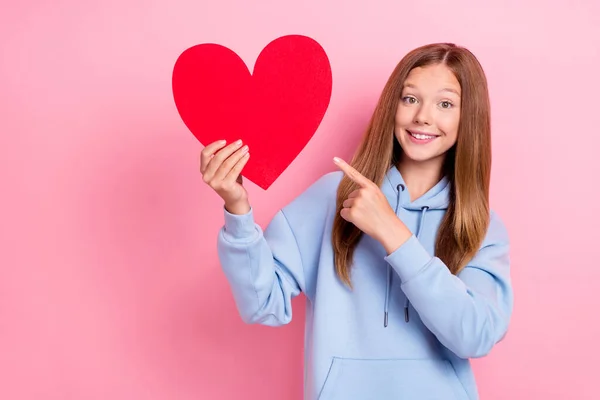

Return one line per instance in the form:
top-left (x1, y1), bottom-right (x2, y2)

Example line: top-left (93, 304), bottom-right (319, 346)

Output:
top-left (397, 156), bottom-right (445, 202)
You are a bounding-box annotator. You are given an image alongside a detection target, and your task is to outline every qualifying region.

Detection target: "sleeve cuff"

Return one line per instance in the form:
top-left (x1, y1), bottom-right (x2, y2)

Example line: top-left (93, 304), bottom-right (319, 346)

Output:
top-left (384, 235), bottom-right (433, 282)
top-left (223, 206), bottom-right (259, 240)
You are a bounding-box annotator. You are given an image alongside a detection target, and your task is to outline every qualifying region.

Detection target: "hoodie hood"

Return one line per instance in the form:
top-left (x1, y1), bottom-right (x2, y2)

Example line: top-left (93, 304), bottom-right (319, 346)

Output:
top-left (384, 165), bottom-right (451, 211)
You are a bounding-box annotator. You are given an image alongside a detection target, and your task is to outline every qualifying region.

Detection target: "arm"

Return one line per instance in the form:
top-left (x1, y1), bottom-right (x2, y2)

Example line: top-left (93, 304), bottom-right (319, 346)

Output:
top-left (217, 207), bottom-right (305, 326)
top-left (384, 212), bottom-right (513, 359)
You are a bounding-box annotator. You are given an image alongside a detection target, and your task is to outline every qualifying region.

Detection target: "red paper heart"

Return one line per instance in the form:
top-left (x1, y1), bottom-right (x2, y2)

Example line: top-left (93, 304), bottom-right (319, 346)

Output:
top-left (172, 35), bottom-right (333, 190)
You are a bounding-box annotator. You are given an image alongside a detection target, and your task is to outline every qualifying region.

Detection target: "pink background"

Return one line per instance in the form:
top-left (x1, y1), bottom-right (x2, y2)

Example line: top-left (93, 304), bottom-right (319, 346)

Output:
top-left (1, 0), bottom-right (599, 399)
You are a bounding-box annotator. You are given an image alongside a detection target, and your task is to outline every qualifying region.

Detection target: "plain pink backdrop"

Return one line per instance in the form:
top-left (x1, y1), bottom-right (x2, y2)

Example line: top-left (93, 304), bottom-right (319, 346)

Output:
top-left (1, 0), bottom-right (599, 399)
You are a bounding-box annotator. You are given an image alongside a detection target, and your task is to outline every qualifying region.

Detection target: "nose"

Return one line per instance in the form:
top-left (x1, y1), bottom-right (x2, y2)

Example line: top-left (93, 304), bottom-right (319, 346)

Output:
top-left (413, 104), bottom-right (432, 125)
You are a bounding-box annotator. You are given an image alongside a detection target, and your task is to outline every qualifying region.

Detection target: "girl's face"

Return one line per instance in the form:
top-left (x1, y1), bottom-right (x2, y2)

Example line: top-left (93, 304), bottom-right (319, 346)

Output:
top-left (394, 63), bottom-right (461, 167)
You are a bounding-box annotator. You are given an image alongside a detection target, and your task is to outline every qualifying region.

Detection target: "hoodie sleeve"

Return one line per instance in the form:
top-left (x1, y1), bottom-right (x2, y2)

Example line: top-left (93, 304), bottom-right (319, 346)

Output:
top-left (384, 210), bottom-right (513, 359)
top-left (216, 207), bottom-right (305, 326)
top-left (215, 172), bottom-right (340, 327)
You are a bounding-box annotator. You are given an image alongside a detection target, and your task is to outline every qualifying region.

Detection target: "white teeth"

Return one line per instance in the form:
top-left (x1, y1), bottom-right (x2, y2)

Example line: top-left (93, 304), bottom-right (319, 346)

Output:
top-left (410, 132), bottom-right (436, 140)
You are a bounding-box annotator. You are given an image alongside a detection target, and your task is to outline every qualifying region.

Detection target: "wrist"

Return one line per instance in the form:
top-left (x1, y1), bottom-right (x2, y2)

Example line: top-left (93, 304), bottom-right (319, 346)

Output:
top-left (377, 217), bottom-right (412, 255)
top-left (224, 199), bottom-right (251, 215)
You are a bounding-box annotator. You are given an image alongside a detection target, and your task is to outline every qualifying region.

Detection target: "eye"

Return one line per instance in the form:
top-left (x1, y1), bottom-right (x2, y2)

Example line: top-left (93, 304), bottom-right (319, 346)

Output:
top-left (439, 101), bottom-right (453, 109)
top-left (402, 96), bottom-right (417, 104)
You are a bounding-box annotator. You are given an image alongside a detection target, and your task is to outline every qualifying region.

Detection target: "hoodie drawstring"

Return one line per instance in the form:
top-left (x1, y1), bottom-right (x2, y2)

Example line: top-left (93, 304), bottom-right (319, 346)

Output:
top-left (383, 184), bottom-right (403, 327)
top-left (384, 183), bottom-right (429, 327)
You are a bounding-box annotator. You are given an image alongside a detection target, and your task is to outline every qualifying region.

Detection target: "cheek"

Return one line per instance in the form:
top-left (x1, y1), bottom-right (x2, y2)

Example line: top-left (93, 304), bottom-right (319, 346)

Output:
top-left (395, 106), bottom-right (412, 127)
top-left (440, 112), bottom-right (460, 139)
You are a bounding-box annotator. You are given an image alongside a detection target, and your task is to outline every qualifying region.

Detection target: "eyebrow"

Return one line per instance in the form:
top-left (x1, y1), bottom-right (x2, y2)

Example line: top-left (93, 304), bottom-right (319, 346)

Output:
top-left (403, 83), bottom-right (461, 96)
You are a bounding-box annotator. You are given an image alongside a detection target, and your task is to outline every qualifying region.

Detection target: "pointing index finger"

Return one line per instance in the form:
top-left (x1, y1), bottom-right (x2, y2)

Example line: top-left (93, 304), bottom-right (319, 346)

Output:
top-left (333, 157), bottom-right (371, 187)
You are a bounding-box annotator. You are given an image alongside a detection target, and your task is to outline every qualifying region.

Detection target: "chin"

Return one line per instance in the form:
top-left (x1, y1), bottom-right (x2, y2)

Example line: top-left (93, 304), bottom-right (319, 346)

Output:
top-left (400, 145), bottom-right (447, 164)
top-left (403, 152), bottom-right (439, 163)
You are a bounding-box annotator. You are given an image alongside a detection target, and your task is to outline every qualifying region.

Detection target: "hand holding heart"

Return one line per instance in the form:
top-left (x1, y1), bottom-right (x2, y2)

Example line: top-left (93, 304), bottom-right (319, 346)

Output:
top-left (334, 157), bottom-right (411, 254)
top-left (201, 139), bottom-right (251, 215)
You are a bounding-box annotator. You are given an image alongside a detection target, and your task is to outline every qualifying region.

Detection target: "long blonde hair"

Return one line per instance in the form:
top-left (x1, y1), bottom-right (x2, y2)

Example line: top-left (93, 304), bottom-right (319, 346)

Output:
top-left (332, 43), bottom-right (492, 287)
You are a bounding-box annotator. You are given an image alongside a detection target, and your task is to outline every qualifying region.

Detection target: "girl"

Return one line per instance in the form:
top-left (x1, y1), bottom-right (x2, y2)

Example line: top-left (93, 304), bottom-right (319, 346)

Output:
top-left (200, 43), bottom-right (513, 400)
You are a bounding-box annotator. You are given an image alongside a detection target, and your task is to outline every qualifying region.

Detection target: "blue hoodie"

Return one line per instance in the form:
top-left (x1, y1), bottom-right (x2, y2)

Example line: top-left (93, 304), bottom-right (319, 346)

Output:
top-left (216, 166), bottom-right (513, 400)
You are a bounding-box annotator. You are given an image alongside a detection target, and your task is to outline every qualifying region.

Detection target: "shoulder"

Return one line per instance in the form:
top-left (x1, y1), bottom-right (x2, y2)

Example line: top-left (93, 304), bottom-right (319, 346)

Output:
top-left (481, 209), bottom-right (510, 248)
top-left (281, 171), bottom-right (343, 219)
top-left (306, 170), bottom-right (344, 193)
top-left (286, 171), bottom-right (343, 207)
top-left (461, 209), bottom-right (511, 275)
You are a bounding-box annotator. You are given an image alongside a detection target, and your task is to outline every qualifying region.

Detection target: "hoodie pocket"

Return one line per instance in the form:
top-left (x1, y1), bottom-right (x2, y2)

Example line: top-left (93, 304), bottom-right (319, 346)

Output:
top-left (318, 357), bottom-right (468, 400)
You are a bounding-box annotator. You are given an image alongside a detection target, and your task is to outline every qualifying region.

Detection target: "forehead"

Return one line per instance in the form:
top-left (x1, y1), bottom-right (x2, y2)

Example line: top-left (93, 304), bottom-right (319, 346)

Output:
top-left (403, 64), bottom-right (461, 95)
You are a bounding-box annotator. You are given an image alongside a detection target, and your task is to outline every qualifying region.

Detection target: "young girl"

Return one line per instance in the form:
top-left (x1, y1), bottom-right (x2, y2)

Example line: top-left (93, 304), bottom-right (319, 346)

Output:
top-left (200, 43), bottom-right (513, 400)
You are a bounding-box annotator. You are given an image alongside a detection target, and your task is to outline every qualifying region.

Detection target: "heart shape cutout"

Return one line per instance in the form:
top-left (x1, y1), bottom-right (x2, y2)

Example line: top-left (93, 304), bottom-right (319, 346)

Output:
top-left (172, 35), bottom-right (333, 190)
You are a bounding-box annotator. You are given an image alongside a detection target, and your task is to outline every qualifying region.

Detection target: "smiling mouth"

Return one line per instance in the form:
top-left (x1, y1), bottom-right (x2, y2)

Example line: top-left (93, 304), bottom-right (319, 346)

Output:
top-left (407, 130), bottom-right (439, 140)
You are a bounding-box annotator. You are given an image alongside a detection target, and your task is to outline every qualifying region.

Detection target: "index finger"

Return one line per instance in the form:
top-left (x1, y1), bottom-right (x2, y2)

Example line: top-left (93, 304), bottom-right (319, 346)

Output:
top-left (333, 157), bottom-right (371, 187)
top-left (200, 140), bottom-right (227, 172)
top-left (202, 140), bottom-right (228, 158)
